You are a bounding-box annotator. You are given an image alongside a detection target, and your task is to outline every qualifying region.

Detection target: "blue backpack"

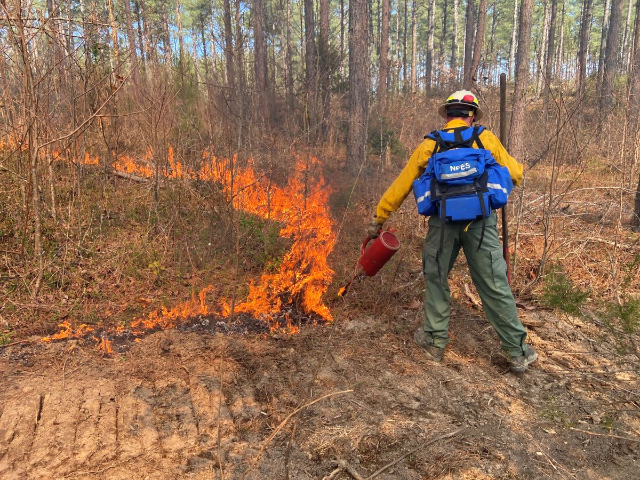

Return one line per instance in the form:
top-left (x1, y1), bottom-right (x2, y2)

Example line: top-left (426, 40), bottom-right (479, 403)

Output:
top-left (412, 125), bottom-right (513, 250)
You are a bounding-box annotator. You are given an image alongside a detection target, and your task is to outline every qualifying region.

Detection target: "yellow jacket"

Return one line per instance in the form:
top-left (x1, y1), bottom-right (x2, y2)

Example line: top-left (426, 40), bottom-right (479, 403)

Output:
top-left (375, 119), bottom-right (524, 224)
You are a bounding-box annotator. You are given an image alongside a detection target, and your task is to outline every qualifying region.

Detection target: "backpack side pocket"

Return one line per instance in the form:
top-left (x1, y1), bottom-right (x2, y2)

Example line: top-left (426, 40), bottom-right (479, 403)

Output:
top-left (486, 163), bottom-right (513, 210)
top-left (413, 173), bottom-right (438, 216)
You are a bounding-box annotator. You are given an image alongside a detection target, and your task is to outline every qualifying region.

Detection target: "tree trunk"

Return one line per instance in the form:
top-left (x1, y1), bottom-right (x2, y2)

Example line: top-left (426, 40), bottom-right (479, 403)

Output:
top-left (440, 0), bottom-right (448, 85)
top-left (319, 0), bottom-right (331, 137)
top-left (378, 0), bottom-right (390, 109)
top-left (508, 0), bottom-right (534, 159)
top-left (403, 0), bottom-right (408, 91)
top-left (161, 4), bottom-right (172, 66)
top-left (468, 0), bottom-right (487, 89)
top-left (426, 0), bottom-right (435, 93)
top-left (463, 0), bottom-right (476, 88)
top-left (176, 0), bottom-right (184, 76)
top-left (451, 0), bottom-right (459, 83)
top-left (191, 27), bottom-right (199, 87)
top-left (252, 0), bottom-right (268, 123)
top-left (622, 0), bottom-right (634, 69)
top-left (208, 17), bottom-right (220, 86)
top-left (8, 4), bottom-right (44, 296)
top-left (544, 0), bottom-right (559, 107)
top-left (411, 0), bottom-right (417, 93)
top-left (536, 1), bottom-right (551, 96)
top-left (304, 0), bottom-right (317, 142)
top-left (201, 22), bottom-right (214, 138)
top-left (600, 0), bottom-right (624, 117)
top-left (340, 0), bottom-right (345, 75)
top-left (108, 0), bottom-right (119, 69)
top-left (577, 0), bottom-right (594, 96)
top-left (134, 0), bottom-right (147, 72)
top-left (556, 1), bottom-right (565, 78)
top-left (122, 0), bottom-right (139, 79)
top-left (347, 0), bottom-right (369, 172)
top-left (65, 0), bottom-right (73, 54)
top-left (235, 0), bottom-right (246, 96)
top-left (286, 0), bottom-right (295, 111)
top-left (509, 0), bottom-right (519, 80)
top-left (598, 0), bottom-right (613, 97)
top-left (223, 0), bottom-right (236, 92)
top-left (627, 0), bottom-right (640, 229)
top-left (488, 0), bottom-right (498, 85)
top-left (394, 4), bottom-right (401, 93)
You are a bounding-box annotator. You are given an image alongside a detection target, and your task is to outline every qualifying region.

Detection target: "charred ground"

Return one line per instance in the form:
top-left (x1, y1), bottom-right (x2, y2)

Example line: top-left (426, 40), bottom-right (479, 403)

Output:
top-left (1, 297), bottom-right (639, 479)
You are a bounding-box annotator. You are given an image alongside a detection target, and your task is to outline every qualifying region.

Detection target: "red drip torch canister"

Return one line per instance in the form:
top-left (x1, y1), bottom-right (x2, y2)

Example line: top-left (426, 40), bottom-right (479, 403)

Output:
top-left (358, 231), bottom-right (400, 276)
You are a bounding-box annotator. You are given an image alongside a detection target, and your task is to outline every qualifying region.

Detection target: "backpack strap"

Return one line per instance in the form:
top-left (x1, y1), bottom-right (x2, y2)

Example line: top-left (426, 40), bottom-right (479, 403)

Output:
top-left (472, 125), bottom-right (486, 150)
top-left (429, 127), bottom-right (475, 153)
top-left (439, 189), bottom-right (447, 253)
top-left (476, 190), bottom-right (487, 251)
top-left (429, 131), bottom-right (448, 154)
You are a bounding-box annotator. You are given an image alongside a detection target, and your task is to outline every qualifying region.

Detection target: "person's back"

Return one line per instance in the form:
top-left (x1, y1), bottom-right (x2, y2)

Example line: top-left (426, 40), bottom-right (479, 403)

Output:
top-left (368, 90), bottom-right (537, 373)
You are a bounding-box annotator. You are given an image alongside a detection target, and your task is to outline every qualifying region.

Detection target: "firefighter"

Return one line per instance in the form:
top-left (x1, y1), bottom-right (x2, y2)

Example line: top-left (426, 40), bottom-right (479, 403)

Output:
top-left (368, 90), bottom-right (537, 373)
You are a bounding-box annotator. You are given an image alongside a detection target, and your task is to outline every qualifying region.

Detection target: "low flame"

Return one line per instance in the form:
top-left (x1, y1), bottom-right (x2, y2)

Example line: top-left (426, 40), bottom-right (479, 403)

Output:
top-left (42, 321), bottom-right (94, 342)
top-left (97, 336), bottom-right (113, 355)
top-left (42, 147), bottom-right (336, 347)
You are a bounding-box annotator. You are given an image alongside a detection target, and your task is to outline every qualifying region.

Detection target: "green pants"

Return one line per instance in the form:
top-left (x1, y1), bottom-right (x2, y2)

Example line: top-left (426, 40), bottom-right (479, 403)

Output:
top-left (421, 212), bottom-right (527, 356)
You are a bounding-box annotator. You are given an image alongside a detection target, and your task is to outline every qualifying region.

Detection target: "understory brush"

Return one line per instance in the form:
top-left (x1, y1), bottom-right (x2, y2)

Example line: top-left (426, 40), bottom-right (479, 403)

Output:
top-left (540, 265), bottom-right (590, 315)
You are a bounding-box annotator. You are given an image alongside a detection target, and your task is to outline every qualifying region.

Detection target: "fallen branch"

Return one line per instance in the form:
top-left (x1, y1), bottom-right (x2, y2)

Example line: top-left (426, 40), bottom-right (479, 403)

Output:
top-left (365, 427), bottom-right (465, 480)
top-left (322, 466), bottom-right (343, 480)
top-left (0, 339), bottom-right (32, 349)
top-left (322, 459), bottom-right (366, 480)
top-left (570, 427), bottom-right (640, 443)
top-left (111, 170), bottom-right (148, 182)
top-left (241, 389), bottom-right (354, 479)
top-left (463, 283), bottom-right (482, 309)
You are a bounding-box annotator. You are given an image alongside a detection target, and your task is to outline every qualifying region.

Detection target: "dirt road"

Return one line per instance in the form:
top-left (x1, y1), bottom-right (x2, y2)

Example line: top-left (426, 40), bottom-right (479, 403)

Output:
top-left (1, 306), bottom-right (638, 479)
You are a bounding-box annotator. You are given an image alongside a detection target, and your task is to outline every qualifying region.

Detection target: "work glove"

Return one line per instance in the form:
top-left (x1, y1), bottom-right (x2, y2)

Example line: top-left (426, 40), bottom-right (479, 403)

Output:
top-left (367, 218), bottom-right (383, 239)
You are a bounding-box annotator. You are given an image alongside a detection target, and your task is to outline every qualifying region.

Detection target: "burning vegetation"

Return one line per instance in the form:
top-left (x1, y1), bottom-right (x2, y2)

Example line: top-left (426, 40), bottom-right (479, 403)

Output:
top-left (42, 149), bottom-right (335, 348)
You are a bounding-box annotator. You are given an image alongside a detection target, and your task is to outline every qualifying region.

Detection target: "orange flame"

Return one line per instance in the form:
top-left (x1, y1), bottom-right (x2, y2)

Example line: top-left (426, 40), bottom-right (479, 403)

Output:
top-left (129, 151), bottom-right (335, 331)
top-left (42, 321), bottom-right (94, 342)
top-left (130, 285), bottom-right (218, 333)
top-left (42, 147), bottom-right (336, 345)
top-left (113, 154), bottom-right (154, 177)
top-left (83, 152), bottom-right (99, 165)
top-left (97, 337), bottom-right (113, 355)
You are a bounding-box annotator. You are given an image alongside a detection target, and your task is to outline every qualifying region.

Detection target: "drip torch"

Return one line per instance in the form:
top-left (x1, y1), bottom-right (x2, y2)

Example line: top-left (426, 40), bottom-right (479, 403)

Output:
top-left (338, 230), bottom-right (400, 297)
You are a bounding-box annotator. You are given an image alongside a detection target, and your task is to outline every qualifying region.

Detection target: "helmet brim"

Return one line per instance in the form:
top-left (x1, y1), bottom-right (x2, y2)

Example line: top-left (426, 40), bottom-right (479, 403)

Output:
top-left (438, 103), bottom-right (484, 121)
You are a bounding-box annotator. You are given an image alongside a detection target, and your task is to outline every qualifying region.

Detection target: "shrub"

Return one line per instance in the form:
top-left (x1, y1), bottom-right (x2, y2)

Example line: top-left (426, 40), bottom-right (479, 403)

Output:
top-left (367, 117), bottom-right (405, 157)
top-left (608, 297), bottom-right (640, 334)
top-left (541, 266), bottom-right (589, 315)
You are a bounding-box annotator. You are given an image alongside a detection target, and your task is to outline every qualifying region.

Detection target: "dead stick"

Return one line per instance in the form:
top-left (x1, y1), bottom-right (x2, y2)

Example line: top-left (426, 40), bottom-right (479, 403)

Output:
top-left (111, 170), bottom-right (148, 182)
top-left (0, 339), bottom-right (32, 349)
top-left (322, 466), bottom-right (344, 480)
top-left (366, 427), bottom-right (465, 480)
top-left (570, 427), bottom-right (640, 443)
top-left (335, 459), bottom-right (366, 480)
top-left (241, 389), bottom-right (354, 479)
top-left (499, 73), bottom-right (511, 284)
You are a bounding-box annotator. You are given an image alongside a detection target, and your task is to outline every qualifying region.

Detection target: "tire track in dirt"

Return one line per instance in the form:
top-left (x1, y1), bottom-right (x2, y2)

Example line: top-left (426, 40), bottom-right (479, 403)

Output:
top-left (0, 385), bottom-right (43, 478)
top-left (0, 333), bottom-right (251, 479)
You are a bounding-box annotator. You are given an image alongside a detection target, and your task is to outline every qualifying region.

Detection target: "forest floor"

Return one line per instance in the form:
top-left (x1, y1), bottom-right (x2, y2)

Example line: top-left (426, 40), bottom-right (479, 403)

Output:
top-left (2, 141), bottom-right (640, 478)
top-left (1, 296), bottom-right (639, 479)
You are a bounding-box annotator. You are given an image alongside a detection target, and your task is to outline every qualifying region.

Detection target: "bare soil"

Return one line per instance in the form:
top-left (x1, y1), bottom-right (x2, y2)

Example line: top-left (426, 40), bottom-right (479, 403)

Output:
top-left (1, 299), bottom-right (639, 480)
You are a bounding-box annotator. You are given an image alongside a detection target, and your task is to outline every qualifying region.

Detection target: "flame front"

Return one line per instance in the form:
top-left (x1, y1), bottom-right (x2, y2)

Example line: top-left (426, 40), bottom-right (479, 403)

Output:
top-left (42, 148), bottom-right (336, 346)
top-left (219, 154), bottom-right (335, 322)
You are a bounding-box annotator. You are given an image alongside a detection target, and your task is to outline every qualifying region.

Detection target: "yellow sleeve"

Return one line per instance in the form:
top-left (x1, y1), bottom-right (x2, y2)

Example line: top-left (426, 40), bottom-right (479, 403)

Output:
top-left (478, 129), bottom-right (524, 186)
top-left (375, 137), bottom-right (436, 224)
